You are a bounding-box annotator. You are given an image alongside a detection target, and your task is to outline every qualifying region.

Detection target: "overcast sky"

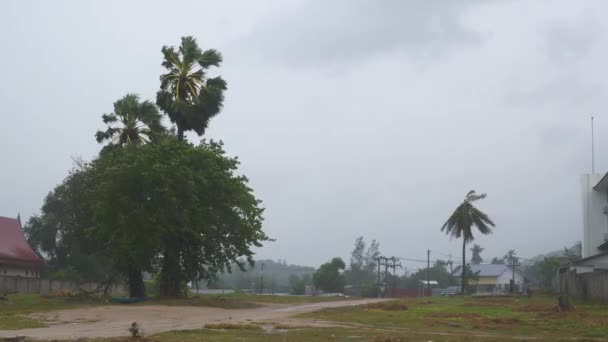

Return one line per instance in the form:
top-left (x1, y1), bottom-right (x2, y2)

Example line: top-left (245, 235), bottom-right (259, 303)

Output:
top-left (1, 0), bottom-right (607, 269)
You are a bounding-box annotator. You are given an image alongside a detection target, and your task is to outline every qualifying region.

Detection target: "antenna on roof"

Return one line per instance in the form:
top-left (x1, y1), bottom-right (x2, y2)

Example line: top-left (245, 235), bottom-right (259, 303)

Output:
top-left (17, 213), bottom-right (21, 225)
top-left (592, 115), bottom-right (595, 174)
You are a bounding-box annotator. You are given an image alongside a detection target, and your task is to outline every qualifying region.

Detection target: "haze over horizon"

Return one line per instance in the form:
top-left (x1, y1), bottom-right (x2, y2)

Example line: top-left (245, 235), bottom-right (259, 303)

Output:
top-left (1, 0), bottom-right (606, 268)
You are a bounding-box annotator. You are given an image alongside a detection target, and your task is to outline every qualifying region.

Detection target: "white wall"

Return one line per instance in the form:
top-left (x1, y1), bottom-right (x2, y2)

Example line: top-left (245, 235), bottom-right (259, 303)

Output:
top-left (0, 265), bottom-right (39, 278)
top-left (496, 268), bottom-right (524, 287)
top-left (580, 174), bottom-right (608, 258)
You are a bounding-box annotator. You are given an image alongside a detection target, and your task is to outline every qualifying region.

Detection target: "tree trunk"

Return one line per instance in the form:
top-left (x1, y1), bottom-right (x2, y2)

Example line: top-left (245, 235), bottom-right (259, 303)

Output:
top-left (127, 264), bottom-right (145, 298)
top-left (461, 239), bottom-right (466, 295)
top-left (159, 247), bottom-right (184, 297)
top-left (177, 126), bottom-right (184, 142)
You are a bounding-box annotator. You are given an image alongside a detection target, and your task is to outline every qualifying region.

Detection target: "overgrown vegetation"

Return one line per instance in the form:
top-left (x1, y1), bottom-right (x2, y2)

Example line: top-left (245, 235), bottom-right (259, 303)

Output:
top-left (23, 36), bottom-right (267, 299)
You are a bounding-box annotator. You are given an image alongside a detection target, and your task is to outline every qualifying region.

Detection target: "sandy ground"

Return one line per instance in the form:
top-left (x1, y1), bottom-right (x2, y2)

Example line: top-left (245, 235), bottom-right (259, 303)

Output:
top-left (0, 298), bottom-right (386, 340)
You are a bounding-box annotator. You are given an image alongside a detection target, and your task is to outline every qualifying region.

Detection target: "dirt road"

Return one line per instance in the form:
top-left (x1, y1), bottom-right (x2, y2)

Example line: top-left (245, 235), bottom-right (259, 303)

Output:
top-left (0, 298), bottom-right (385, 340)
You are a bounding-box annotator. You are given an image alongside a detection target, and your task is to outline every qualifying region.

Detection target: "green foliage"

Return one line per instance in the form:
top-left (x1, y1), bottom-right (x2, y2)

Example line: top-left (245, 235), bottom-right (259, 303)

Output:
top-left (470, 244), bottom-right (483, 265)
top-left (92, 139), bottom-right (267, 297)
top-left (24, 162), bottom-right (114, 283)
top-left (401, 262), bottom-right (456, 288)
top-left (491, 257), bottom-right (505, 264)
top-left (313, 258), bottom-right (346, 293)
top-left (289, 274), bottom-right (309, 295)
top-left (441, 190), bottom-right (495, 294)
top-left (157, 36), bottom-right (227, 141)
top-left (345, 236), bottom-right (380, 289)
top-left (523, 242), bottom-right (581, 290)
top-left (96, 93), bottom-right (164, 146)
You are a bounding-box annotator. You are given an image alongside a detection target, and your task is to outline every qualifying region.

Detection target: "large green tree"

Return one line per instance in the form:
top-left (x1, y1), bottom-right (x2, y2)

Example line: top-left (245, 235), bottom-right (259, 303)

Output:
top-left (313, 257), bottom-right (346, 293)
top-left (95, 94), bottom-right (163, 146)
top-left (441, 190), bottom-right (495, 295)
top-left (92, 139), bottom-right (267, 297)
top-left (156, 36), bottom-right (227, 142)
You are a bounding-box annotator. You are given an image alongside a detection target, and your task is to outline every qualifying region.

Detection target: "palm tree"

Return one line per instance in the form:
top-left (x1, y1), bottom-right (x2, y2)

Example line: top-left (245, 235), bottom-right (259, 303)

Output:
top-left (96, 94), bottom-right (163, 146)
top-left (470, 244), bottom-right (484, 265)
top-left (442, 190), bottom-right (495, 295)
top-left (156, 36), bottom-right (227, 142)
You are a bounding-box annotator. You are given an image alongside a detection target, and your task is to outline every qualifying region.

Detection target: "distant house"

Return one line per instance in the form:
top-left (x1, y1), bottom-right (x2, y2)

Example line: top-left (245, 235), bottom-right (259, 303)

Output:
top-left (452, 264), bottom-right (524, 294)
top-left (0, 216), bottom-right (44, 278)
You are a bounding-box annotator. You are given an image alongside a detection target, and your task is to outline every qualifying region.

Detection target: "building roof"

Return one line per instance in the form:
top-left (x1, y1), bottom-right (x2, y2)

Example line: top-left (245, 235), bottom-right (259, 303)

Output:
top-left (452, 264), bottom-right (513, 277)
top-left (593, 172), bottom-right (608, 191)
top-left (0, 216), bottom-right (44, 266)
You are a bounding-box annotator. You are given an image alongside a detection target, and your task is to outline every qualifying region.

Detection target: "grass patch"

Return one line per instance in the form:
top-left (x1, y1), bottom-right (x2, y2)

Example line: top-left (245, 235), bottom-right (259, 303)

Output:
top-left (63, 326), bottom-right (504, 341)
top-left (0, 293), bottom-right (106, 330)
top-left (299, 295), bottom-right (608, 339)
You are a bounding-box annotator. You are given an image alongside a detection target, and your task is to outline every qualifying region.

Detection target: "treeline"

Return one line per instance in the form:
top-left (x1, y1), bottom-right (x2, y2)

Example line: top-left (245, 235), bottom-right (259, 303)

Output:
top-left (202, 259), bottom-right (315, 294)
top-left (24, 36), bottom-right (267, 299)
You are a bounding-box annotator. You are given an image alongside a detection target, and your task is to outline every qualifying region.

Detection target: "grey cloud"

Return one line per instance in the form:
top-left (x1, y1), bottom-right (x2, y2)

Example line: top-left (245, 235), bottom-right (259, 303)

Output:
top-left (543, 21), bottom-right (601, 65)
top-left (504, 76), bottom-right (603, 109)
top-left (246, 0), bottom-right (483, 67)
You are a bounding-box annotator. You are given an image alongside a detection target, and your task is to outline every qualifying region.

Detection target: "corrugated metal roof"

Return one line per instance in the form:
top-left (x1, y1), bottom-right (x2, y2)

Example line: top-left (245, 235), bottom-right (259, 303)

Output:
top-left (0, 216), bottom-right (44, 266)
top-left (452, 264), bottom-right (510, 277)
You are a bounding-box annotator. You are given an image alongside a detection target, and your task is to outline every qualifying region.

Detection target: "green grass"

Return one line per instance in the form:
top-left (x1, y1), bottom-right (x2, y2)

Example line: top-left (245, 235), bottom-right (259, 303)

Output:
top-left (43, 327), bottom-right (502, 342)
top-left (0, 293), bottom-right (107, 330)
top-left (299, 295), bottom-right (608, 339)
top-left (203, 323), bottom-right (263, 330)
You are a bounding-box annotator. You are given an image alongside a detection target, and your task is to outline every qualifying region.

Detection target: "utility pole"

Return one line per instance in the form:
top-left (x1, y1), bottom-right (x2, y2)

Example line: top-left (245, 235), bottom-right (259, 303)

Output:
top-left (376, 256), bottom-right (383, 298)
top-left (259, 263), bottom-right (265, 295)
top-left (389, 257), bottom-right (402, 297)
top-left (426, 249), bottom-right (431, 297)
top-left (592, 115), bottom-right (595, 174)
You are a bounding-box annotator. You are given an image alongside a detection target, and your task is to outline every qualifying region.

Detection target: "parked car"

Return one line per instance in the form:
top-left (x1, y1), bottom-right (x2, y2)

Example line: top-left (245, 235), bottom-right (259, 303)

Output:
top-left (441, 286), bottom-right (461, 296)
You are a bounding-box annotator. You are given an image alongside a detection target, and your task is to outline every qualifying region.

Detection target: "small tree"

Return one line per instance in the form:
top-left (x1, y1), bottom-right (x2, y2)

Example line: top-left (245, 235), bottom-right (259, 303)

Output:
top-left (313, 258), bottom-right (346, 293)
top-left (470, 244), bottom-right (484, 265)
top-left (442, 190), bottom-right (495, 295)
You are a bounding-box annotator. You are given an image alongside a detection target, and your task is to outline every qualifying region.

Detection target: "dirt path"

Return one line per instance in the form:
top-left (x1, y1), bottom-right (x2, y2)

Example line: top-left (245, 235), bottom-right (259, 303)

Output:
top-left (0, 298), bottom-right (386, 340)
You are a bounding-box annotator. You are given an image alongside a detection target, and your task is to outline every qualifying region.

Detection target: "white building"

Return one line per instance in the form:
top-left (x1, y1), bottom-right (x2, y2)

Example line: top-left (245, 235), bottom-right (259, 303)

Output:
top-left (452, 264), bottom-right (525, 294)
top-left (578, 174), bottom-right (608, 269)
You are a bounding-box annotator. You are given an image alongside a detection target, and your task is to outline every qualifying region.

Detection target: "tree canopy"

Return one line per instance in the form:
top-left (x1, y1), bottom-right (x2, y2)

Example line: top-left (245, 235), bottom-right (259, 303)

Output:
top-left (313, 257), bottom-right (346, 293)
top-left (442, 190), bottom-right (495, 294)
top-left (95, 94), bottom-right (163, 146)
top-left (156, 36), bottom-right (227, 142)
top-left (470, 244), bottom-right (484, 265)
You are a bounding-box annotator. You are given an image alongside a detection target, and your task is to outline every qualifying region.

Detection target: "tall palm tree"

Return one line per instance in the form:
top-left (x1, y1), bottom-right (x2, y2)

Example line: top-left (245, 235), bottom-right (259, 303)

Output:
top-left (470, 244), bottom-right (484, 265)
top-left (442, 190), bottom-right (495, 295)
top-left (156, 36), bottom-right (227, 142)
top-left (96, 94), bottom-right (163, 146)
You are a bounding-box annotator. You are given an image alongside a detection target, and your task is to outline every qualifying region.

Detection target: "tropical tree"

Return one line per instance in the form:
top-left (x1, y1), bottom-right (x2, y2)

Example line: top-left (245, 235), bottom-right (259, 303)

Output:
top-left (95, 94), bottom-right (163, 146)
top-left (470, 244), bottom-right (484, 264)
top-left (156, 36), bottom-right (227, 142)
top-left (93, 139), bottom-right (267, 297)
top-left (313, 258), bottom-right (346, 293)
top-left (441, 190), bottom-right (495, 295)
top-left (491, 257), bottom-right (504, 264)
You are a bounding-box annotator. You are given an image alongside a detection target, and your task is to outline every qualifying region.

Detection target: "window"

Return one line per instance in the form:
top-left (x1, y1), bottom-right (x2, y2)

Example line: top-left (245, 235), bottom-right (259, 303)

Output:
top-left (25, 270), bottom-right (29, 276)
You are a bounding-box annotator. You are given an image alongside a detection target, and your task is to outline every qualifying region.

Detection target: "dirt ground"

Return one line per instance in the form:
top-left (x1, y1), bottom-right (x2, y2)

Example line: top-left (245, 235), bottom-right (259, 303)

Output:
top-left (0, 298), bottom-right (386, 340)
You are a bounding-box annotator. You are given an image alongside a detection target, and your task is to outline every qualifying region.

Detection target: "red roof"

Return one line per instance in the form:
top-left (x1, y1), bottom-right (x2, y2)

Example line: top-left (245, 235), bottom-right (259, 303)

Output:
top-left (0, 216), bottom-right (44, 266)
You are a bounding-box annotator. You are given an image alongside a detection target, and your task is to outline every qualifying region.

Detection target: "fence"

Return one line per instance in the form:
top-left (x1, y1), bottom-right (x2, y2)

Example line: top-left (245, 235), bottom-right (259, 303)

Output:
top-left (0, 275), bottom-right (124, 295)
top-left (558, 268), bottom-right (608, 303)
